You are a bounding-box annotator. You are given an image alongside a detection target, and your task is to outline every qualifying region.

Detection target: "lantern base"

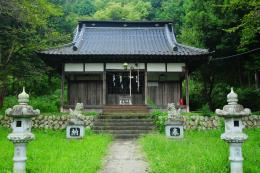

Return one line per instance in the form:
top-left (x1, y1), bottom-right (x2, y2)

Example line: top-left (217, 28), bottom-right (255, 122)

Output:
top-left (13, 143), bottom-right (27, 173)
top-left (229, 143), bottom-right (244, 173)
top-left (165, 121), bottom-right (184, 139)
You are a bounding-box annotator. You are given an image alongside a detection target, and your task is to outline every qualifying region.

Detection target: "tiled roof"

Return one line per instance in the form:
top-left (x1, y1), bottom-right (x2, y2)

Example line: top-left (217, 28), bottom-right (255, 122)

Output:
top-left (41, 21), bottom-right (209, 56)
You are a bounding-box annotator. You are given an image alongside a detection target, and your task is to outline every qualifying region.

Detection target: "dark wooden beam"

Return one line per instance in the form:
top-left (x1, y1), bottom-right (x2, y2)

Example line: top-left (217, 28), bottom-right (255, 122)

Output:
top-left (103, 63), bottom-right (106, 105)
top-left (60, 63), bottom-right (65, 112)
top-left (144, 63), bottom-right (148, 105)
top-left (185, 69), bottom-right (190, 112)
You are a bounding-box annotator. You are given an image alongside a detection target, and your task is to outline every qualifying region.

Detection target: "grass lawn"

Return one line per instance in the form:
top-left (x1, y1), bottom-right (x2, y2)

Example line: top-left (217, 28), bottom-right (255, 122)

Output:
top-left (139, 129), bottom-right (260, 173)
top-left (0, 127), bottom-right (112, 173)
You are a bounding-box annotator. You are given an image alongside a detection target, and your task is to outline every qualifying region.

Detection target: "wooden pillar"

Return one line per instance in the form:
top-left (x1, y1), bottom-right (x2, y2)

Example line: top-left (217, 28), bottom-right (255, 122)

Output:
top-left (185, 69), bottom-right (190, 112)
top-left (60, 63), bottom-right (65, 112)
top-left (144, 63), bottom-right (148, 105)
top-left (103, 63), bottom-right (106, 105)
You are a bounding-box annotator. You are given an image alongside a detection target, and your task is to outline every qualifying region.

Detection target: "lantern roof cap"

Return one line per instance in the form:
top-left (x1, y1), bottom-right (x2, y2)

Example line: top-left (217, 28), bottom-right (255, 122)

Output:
top-left (215, 88), bottom-right (251, 117)
top-left (18, 87), bottom-right (29, 104)
top-left (227, 87), bottom-right (238, 105)
top-left (5, 87), bottom-right (40, 117)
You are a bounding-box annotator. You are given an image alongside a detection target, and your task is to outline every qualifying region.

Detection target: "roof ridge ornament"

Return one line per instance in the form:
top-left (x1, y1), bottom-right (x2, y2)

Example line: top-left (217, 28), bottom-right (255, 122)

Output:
top-left (73, 24), bottom-right (86, 51)
top-left (164, 24), bottom-right (178, 51)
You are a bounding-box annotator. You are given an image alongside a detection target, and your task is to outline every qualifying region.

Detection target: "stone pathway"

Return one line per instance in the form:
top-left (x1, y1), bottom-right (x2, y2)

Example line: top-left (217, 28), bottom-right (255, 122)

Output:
top-left (99, 139), bottom-right (149, 173)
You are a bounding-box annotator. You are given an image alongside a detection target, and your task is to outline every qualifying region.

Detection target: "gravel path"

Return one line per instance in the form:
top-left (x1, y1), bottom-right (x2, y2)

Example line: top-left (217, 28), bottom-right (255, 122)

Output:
top-left (99, 139), bottom-right (149, 173)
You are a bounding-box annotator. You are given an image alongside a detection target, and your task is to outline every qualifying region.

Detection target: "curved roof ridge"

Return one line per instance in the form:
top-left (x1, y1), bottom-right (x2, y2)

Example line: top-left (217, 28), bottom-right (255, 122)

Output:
top-left (176, 42), bottom-right (208, 53)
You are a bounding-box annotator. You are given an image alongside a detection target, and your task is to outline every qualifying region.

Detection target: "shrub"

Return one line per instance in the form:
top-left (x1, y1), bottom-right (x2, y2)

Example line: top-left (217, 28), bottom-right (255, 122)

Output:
top-left (252, 111), bottom-right (260, 115)
top-left (82, 111), bottom-right (99, 117)
top-left (0, 92), bottom-right (61, 114)
top-left (185, 79), bottom-right (204, 110)
top-left (236, 88), bottom-right (260, 112)
top-left (147, 99), bottom-right (157, 109)
top-left (0, 96), bottom-right (17, 115)
top-left (150, 110), bottom-right (167, 133)
top-left (211, 83), bottom-right (230, 110)
top-left (30, 96), bottom-right (59, 113)
top-left (200, 104), bottom-right (214, 117)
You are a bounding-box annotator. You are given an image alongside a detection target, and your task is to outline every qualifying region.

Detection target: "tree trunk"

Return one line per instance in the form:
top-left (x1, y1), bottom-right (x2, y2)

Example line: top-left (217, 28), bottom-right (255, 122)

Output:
top-left (48, 72), bottom-right (52, 93)
top-left (202, 74), bottom-right (215, 111)
top-left (0, 86), bottom-right (6, 108)
top-left (248, 72), bottom-right (251, 87)
top-left (208, 75), bottom-right (215, 110)
top-left (238, 64), bottom-right (243, 86)
top-left (255, 71), bottom-right (259, 89)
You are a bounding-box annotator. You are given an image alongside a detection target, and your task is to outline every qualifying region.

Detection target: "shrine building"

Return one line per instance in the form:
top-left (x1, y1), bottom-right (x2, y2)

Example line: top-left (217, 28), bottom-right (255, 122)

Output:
top-left (39, 21), bottom-right (210, 112)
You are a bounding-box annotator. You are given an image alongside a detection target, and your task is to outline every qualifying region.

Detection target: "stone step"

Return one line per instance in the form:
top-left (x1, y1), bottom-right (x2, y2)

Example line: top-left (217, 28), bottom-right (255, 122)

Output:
top-left (94, 121), bottom-right (154, 126)
top-left (113, 134), bottom-right (143, 139)
top-left (103, 105), bottom-right (149, 114)
top-left (95, 119), bottom-right (153, 123)
top-left (93, 129), bottom-right (153, 134)
top-left (95, 118), bottom-right (153, 122)
top-left (98, 115), bottom-right (150, 119)
top-left (93, 109), bottom-right (155, 138)
top-left (103, 111), bottom-right (149, 114)
top-left (93, 126), bottom-right (155, 130)
top-left (102, 113), bottom-right (149, 116)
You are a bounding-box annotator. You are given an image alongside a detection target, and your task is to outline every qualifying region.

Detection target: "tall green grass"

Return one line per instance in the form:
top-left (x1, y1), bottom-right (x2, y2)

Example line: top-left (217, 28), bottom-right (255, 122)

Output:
top-left (139, 129), bottom-right (260, 173)
top-left (0, 128), bottom-right (112, 173)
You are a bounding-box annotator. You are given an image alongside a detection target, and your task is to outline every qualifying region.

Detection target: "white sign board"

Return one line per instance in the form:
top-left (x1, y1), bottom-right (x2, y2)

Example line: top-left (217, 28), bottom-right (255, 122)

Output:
top-left (106, 63), bottom-right (145, 70)
top-left (85, 63), bottom-right (104, 72)
top-left (147, 63), bottom-right (166, 72)
top-left (65, 63), bottom-right (84, 72)
top-left (167, 63), bottom-right (185, 72)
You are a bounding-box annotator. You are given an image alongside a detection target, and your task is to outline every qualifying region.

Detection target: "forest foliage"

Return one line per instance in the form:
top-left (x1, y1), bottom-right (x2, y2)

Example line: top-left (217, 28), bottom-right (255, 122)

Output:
top-left (0, 0), bottom-right (259, 111)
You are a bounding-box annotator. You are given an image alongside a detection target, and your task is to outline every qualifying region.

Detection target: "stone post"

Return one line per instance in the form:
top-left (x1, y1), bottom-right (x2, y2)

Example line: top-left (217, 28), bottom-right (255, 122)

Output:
top-left (5, 87), bottom-right (40, 173)
top-left (165, 103), bottom-right (184, 139)
top-left (66, 103), bottom-right (85, 139)
top-left (215, 88), bottom-right (251, 173)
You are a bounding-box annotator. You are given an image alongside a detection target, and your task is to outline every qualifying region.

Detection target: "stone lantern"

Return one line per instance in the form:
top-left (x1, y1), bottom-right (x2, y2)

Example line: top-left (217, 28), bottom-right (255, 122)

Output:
top-left (215, 88), bottom-right (251, 173)
top-left (5, 87), bottom-right (40, 173)
top-left (165, 103), bottom-right (184, 139)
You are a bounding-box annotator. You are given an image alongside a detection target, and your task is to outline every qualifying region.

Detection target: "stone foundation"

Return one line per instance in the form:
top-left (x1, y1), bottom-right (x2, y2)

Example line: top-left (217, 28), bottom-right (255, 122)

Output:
top-left (183, 115), bottom-right (260, 130)
top-left (0, 115), bottom-right (259, 130)
top-left (0, 115), bottom-right (94, 130)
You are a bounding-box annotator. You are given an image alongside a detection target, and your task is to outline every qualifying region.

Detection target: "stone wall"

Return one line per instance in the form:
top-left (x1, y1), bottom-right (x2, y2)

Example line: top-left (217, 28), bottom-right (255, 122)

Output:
top-left (0, 115), bottom-right (259, 130)
top-left (0, 115), bottom-right (94, 130)
top-left (183, 115), bottom-right (260, 130)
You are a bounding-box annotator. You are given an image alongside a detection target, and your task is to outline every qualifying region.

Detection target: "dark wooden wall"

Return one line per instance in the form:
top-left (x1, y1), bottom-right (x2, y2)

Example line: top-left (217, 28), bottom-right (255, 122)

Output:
top-left (69, 81), bottom-right (103, 106)
top-left (68, 80), bottom-right (181, 107)
top-left (148, 82), bottom-right (181, 108)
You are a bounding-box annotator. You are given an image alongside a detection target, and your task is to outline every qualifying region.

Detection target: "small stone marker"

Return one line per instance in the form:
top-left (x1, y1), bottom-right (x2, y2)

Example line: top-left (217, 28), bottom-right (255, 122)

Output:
top-left (5, 87), bottom-right (40, 173)
top-left (66, 103), bottom-right (85, 139)
top-left (119, 95), bottom-right (132, 105)
top-left (165, 103), bottom-right (184, 139)
top-left (215, 88), bottom-right (251, 173)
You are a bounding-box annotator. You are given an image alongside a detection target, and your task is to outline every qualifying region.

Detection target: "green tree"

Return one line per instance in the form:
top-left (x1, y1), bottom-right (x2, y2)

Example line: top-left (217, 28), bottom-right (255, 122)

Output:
top-left (91, 1), bottom-right (151, 20)
top-left (0, 0), bottom-right (65, 108)
top-left (154, 0), bottom-right (184, 34)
